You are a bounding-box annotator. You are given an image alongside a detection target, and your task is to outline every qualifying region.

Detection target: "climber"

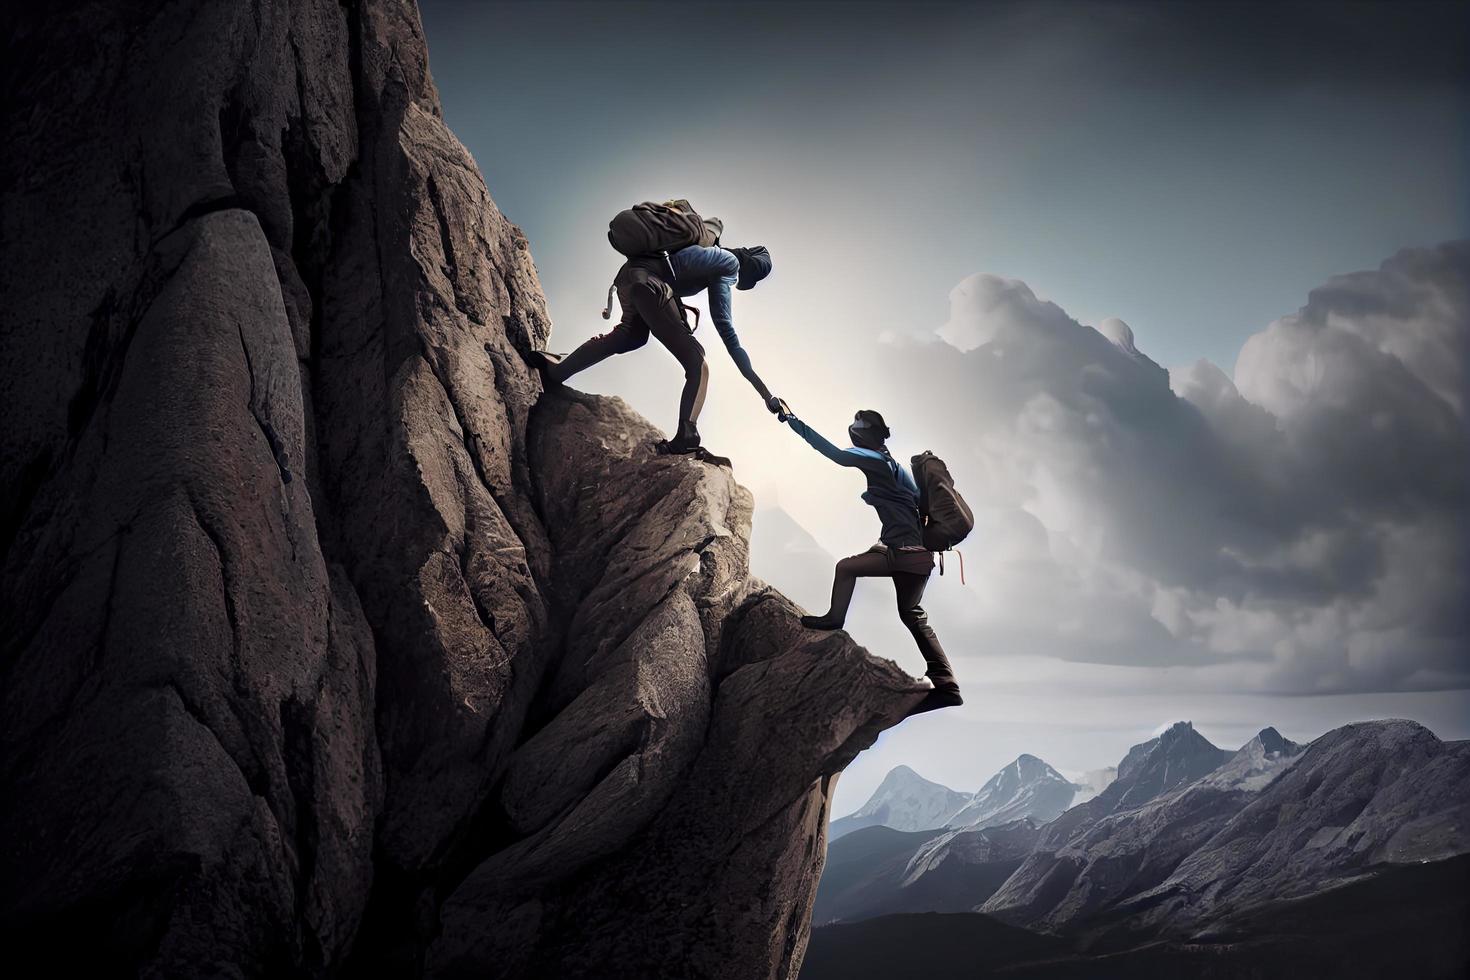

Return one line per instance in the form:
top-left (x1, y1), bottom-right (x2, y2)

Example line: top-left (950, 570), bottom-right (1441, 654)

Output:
top-left (528, 222), bottom-right (780, 460)
top-left (780, 407), bottom-right (964, 716)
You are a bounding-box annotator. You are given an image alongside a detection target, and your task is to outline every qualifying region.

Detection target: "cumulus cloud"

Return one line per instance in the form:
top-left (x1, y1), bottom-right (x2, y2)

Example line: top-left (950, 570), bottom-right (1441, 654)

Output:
top-left (883, 242), bottom-right (1468, 695)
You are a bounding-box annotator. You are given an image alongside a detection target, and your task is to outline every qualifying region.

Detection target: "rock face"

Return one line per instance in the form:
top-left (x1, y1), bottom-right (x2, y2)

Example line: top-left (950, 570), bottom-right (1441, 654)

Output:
top-left (829, 765), bottom-right (972, 840)
top-left (0, 2), bottom-right (926, 977)
top-left (947, 754), bottom-right (1076, 830)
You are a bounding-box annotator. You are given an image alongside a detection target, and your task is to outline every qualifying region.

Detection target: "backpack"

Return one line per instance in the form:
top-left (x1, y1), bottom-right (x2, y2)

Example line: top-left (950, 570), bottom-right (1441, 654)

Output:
top-left (607, 199), bottom-right (722, 257)
top-left (911, 451), bottom-right (974, 552)
top-left (602, 199), bottom-right (723, 319)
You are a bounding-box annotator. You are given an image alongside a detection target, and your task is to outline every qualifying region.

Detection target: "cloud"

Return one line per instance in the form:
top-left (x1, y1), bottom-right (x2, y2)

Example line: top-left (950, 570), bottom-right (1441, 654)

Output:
top-left (884, 242), bottom-right (1468, 694)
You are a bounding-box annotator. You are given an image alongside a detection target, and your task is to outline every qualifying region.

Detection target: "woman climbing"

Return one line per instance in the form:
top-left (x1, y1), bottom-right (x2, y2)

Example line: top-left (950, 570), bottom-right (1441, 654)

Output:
top-left (779, 407), bottom-right (964, 715)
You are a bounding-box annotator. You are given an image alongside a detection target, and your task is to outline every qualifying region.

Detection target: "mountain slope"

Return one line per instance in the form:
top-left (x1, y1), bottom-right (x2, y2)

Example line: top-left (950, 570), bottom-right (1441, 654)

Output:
top-left (948, 754), bottom-right (1076, 829)
top-left (815, 750), bottom-right (1078, 925)
top-left (1100, 720), bottom-right (1470, 942)
top-left (830, 765), bottom-right (972, 839)
top-left (813, 821), bottom-right (1039, 925)
top-left (980, 722), bottom-right (1230, 926)
top-left (981, 728), bottom-right (1302, 930)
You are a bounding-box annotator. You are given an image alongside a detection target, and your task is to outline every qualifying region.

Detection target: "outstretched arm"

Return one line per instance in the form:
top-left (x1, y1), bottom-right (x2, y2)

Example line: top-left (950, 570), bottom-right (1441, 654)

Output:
top-left (680, 246), bottom-right (775, 402)
top-left (784, 416), bottom-right (864, 467)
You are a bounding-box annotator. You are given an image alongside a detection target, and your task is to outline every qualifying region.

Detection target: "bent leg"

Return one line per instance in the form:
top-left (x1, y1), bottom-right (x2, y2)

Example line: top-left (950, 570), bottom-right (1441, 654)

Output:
top-left (633, 281), bottom-right (708, 439)
top-left (806, 549), bottom-right (890, 628)
top-left (550, 319), bottom-right (649, 381)
top-left (894, 572), bottom-right (957, 687)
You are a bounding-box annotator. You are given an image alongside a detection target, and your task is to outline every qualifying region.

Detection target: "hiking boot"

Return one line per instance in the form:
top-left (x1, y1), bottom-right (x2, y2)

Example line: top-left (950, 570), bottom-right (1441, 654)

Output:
top-left (691, 447), bottom-right (732, 467)
top-left (656, 421), bottom-right (702, 455)
top-left (525, 350), bottom-right (564, 386)
top-left (656, 432), bottom-right (702, 455)
top-left (907, 682), bottom-right (964, 717)
top-left (799, 614), bottom-right (844, 631)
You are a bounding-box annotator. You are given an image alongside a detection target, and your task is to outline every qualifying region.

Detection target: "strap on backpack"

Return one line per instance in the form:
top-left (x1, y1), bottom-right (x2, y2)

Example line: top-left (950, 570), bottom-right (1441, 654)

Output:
top-left (936, 549), bottom-right (966, 585)
top-left (681, 303), bottom-right (701, 332)
top-left (602, 283), bottom-right (616, 320)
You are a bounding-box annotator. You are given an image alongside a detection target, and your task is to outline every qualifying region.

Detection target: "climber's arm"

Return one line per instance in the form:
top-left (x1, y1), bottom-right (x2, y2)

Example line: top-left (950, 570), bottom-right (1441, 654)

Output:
top-left (705, 258), bottom-right (774, 403)
top-left (673, 245), bottom-right (774, 403)
top-left (783, 417), bottom-right (865, 468)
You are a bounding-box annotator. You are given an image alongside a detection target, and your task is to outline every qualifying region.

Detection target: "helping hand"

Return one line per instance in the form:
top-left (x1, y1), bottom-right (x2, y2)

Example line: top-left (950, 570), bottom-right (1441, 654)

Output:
top-left (770, 396), bottom-right (795, 422)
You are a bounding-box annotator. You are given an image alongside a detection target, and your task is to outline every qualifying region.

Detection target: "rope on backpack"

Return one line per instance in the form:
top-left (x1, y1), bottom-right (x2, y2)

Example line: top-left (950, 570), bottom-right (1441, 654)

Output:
top-left (681, 303), bottom-right (701, 332)
top-left (957, 549), bottom-right (965, 585)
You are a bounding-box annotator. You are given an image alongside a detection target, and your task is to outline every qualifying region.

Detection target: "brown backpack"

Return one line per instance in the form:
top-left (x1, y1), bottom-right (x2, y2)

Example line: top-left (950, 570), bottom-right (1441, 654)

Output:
top-left (602, 200), bottom-right (722, 319)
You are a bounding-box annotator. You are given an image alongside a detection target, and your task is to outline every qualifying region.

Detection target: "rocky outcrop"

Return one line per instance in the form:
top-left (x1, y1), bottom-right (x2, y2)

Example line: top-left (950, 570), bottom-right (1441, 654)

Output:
top-left (829, 765), bottom-right (972, 839)
top-left (0, 2), bottom-right (927, 977)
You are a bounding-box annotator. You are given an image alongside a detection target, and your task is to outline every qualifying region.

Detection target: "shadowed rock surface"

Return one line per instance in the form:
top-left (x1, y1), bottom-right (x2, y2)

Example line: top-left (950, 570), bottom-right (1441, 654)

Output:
top-left (0, 2), bottom-right (927, 976)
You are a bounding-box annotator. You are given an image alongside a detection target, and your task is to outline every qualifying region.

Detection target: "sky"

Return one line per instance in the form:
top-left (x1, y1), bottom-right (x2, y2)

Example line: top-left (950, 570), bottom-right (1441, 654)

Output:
top-left (419, 1), bottom-right (1470, 814)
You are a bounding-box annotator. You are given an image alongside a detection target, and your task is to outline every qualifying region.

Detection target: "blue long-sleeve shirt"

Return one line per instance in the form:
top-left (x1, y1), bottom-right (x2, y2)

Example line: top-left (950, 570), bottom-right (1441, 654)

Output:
top-left (669, 245), bottom-right (772, 402)
top-left (784, 416), bottom-right (925, 549)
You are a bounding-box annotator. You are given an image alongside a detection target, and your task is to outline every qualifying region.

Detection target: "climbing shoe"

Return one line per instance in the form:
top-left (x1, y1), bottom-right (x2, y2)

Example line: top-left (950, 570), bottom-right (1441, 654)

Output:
top-left (907, 681), bottom-right (964, 717)
top-left (656, 432), bottom-right (702, 455)
top-left (524, 350), bottom-right (564, 386)
top-left (799, 614), bottom-right (844, 631)
top-left (691, 447), bottom-right (732, 467)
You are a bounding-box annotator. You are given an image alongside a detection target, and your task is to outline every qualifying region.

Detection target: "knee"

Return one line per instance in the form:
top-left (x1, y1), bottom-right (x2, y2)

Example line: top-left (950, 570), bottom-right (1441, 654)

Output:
top-left (610, 326), bottom-right (647, 353)
top-left (835, 556), bottom-right (863, 576)
top-left (898, 603), bottom-right (927, 627)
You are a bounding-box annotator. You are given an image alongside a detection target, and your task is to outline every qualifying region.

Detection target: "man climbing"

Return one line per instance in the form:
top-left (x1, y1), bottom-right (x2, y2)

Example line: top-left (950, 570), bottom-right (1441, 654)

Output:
top-left (780, 407), bottom-right (964, 716)
top-left (528, 200), bottom-right (779, 460)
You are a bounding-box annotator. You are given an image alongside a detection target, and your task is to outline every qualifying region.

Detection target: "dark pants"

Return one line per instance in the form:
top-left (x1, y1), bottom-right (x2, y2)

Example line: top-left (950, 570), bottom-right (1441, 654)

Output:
top-left (821, 545), bottom-right (957, 686)
top-left (549, 279), bottom-right (709, 439)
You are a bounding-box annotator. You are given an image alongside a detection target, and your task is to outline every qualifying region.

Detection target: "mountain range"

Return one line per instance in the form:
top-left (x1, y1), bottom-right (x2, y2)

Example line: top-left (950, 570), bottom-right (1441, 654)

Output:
top-left (831, 753), bottom-right (1077, 842)
top-left (805, 719), bottom-right (1470, 978)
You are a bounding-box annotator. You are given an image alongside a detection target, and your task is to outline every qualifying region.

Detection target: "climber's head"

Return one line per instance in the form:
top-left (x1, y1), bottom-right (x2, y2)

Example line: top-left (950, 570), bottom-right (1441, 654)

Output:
top-left (848, 409), bottom-right (889, 451)
top-left (729, 245), bottom-right (772, 290)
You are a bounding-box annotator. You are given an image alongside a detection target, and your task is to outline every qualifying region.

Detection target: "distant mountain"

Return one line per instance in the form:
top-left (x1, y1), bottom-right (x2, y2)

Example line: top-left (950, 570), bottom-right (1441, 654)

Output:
top-left (806, 721), bottom-right (1470, 979)
top-left (830, 766), bottom-right (972, 840)
top-left (981, 727), bottom-right (1303, 929)
top-left (818, 753), bottom-right (1076, 923)
top-left (814, 821), bottom-right (1039, 925)
top-left (1100, 720), bottom-right (1470, 940)
top-left (1027, 721), bottom-right (1230, 852)
top-left (947, 754), bottom-right (1076, 829)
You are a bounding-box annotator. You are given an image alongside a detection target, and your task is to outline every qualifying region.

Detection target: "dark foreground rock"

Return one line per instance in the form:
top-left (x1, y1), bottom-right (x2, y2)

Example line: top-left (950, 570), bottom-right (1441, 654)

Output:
top-left (0, 2), bottom-right (926, 977)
